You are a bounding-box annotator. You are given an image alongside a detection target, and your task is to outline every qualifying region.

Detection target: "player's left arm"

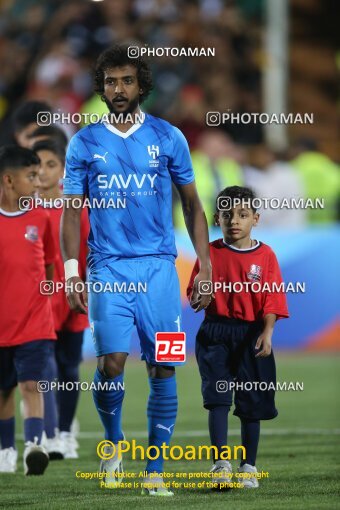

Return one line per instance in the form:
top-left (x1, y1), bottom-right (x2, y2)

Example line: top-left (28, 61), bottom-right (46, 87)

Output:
top-left (176, 181), bottom-right (212, 311)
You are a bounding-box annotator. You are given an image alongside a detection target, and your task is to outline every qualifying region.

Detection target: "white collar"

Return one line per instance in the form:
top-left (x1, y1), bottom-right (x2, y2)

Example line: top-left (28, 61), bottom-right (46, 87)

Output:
top-left (0, 207), bottom-right (28, 216)
top-left (103, 111), bottom-right (145, 139)
top-left (223, 239), bottom-right (260, 251)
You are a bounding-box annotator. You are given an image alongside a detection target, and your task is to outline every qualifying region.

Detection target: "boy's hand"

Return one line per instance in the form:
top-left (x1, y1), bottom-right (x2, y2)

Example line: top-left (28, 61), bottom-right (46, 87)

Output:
top-left (65, 276), bottom-right (88, 314)
top-left (255, 332), bottom-right (272, 358)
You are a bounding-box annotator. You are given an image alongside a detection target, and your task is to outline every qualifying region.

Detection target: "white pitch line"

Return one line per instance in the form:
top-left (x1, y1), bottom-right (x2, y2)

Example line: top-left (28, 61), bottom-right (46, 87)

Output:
top-left (62, 428), bottom-right (340, 439)
top-left (15, 428), bottom-right (340, 440)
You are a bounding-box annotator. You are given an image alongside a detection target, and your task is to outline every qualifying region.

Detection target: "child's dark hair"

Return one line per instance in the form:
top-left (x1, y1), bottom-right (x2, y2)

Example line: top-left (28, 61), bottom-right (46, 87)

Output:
top-left (216, 186), bottom-right (258, 212)
top-left (0, 145), bottom-right (40, 175)
top-left (32, 139), bottom-right (65, 164)
top-left (28, 125), bottom-right (68, 151)
top-left (94, 44), bottom-right (153, 104)
top-left (11, 101), bottom-right (52, 133)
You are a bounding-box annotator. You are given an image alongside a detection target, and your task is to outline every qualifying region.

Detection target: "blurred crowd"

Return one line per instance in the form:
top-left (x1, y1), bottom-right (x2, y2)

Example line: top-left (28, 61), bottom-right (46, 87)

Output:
top-left (0, 0), bottom-right (339, 227)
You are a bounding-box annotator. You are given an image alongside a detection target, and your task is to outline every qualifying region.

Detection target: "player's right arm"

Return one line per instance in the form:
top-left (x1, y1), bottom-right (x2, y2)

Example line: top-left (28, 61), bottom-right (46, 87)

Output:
top-left (60, 196), bottom-right (87, 314)
top-left (60, 133), bottom-right (89, 314)
top-left (169, 126), bottom-right (212, 311)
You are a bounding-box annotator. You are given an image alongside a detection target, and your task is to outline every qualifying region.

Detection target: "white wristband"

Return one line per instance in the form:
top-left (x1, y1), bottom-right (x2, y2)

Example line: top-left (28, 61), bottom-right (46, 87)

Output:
top-left (64, 259), bottom-right (79, 281)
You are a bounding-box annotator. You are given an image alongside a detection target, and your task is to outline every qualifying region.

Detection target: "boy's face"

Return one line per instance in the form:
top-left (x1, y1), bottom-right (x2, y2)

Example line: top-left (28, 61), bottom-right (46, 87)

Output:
top-left (214, 203), bottom-right (259, 243)
top-left (103, 65), bottom-right (142, 116)
top-left (4, 165), bottom-right (41, 199)
top-left (37, 149), bottom-right (63, 190)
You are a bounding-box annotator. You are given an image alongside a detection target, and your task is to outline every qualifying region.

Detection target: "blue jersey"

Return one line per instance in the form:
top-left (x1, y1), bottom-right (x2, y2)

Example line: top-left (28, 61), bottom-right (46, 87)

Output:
top-left (63, 113), bottom-right (194, 268)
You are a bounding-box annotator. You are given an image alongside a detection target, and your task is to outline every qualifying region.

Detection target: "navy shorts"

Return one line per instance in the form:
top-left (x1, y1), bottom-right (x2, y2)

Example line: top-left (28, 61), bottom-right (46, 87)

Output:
top-left (55, 330), bottom-right (84, 368)
top-left (0, 340), bottom-right (54, 390)
top-left (195, 315), bottom-right (278, 420)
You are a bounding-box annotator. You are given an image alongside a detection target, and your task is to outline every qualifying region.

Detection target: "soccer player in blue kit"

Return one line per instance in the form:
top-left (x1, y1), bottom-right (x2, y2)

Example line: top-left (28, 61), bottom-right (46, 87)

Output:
top-left (60, 45), bottom-right (211, 496)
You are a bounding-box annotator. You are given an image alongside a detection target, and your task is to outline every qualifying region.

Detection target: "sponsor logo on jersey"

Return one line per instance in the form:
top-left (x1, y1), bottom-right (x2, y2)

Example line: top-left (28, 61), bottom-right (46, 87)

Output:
top-left (25, 225), bottom-right (38, 242)
top-left (247, 264), bottom-right (262, 281)
top-left (97, 173), bottom-right (158, 190)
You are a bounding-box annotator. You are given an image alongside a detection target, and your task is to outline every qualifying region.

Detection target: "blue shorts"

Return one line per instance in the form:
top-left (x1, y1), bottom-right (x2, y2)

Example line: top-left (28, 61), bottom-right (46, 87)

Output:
top-left (0, 340), bottom-right (54, 390)
top-left (88, 256), bottom-right (182, 365)
top-left (196, 315), bottom-right (278, 420)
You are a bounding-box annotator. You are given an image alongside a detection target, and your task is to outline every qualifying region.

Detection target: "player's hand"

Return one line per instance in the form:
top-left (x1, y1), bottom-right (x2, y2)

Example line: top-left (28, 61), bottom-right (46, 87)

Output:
top-left (190, 267), bottom-right (214, 313)
top-left (255, 333), bottom-right (272, 358)
top-left (65, 276), bottom-right (88, 314)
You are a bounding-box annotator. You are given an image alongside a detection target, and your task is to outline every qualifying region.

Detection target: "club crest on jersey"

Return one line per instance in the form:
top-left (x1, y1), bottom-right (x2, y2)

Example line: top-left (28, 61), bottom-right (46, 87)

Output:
top-left (247, 264), bottom-right (262, 281)
top-left (147, 145), bottom-right (159, 167)
top-left (25, 225), bottom-right (38, 242)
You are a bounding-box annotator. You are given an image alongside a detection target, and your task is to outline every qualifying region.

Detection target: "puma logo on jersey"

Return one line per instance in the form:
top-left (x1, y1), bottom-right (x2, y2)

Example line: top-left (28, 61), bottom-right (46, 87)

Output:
top-left (94, 152), bottom-right (108, 163)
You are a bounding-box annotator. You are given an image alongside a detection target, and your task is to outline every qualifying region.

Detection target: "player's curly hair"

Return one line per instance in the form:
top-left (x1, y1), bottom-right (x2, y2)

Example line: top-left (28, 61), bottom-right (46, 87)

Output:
top-left (94, 44), bottom-right (153, 104)
top-left (216, 186), bottom-right (258, 212)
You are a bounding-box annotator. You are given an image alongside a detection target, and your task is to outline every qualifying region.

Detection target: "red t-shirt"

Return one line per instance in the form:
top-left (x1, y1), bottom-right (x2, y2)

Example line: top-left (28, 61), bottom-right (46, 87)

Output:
top-left (0, 207), bottom-right (57, 346)
top-left (47, 205), bottom-right (89, 332)
top-left (187, 239), bottom-right (289, 321)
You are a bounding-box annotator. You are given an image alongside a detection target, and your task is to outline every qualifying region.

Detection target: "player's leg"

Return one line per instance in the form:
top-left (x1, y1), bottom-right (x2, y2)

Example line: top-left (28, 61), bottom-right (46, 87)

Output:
top-left (136, 257), bottom-right (182, 496)
top-left (195, 317), bottom-right (233, 487)
top-left (93, 352), bottom-right (128, 486)
top-left (0, 387), bottom-right (17, 473)
top-left (93, 352), bottom-right (127, 443)
top-left (89, 262), bottom-right (135, 485)
top-left (15, 340), bottom-right (52, 475)
top-left (145, 363), bottom-right (178, 471)
top-left (0, 347), bottom-right (18, 472)
top-left (55, 329), bottom-right (84, 458)
top-left (41, 341), bottom-right (63, 459)
top-left (233, 321), bottom-right (278, 488)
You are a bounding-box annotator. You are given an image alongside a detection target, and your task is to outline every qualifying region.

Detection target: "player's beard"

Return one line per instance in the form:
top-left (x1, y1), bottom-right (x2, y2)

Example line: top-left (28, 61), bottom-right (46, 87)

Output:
top-left (104, 94), bottom-right (140, 120)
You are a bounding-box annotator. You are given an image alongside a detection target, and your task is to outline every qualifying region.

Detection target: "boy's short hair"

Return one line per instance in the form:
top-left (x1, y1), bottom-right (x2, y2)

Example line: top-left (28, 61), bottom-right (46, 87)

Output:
top-left (32, 139), bottom-right (65, 164)
top-left (0, 145), bottom-right (40, 175)
top-left (28, 125), bottom-right (68, 151)
top-left (94, 44), bottom-right (153, 103)
top-left (216, 186), bottom-right (257, 213)
top-left (11, 101), bottom-right (52, 133)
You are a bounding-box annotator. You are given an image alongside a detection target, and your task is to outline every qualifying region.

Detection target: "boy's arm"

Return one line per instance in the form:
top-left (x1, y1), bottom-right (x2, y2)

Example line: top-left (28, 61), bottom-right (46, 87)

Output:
top-left (45, 263), bottom-right (54, 282)
top-left (256, 250), bottom-right (289, 358)
top-left (255, 313), bottom-right (276, 358)
top-left (43, 212), bottom-right (55, 284)
top-left (263, 251), bottom-right (289, 319)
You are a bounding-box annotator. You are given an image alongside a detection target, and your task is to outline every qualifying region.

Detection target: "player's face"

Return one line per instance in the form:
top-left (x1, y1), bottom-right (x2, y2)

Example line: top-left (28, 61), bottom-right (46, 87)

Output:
top-left (10, 165), bottom-right (41, 198)
top-left (102, 65), bottom-right (142, 117)
top-left (215, 204), bottom-right (259, 243)
top-left (37, 150), bottom-right (64, 191)
top-left (15, 123), bottom-right (38, 148)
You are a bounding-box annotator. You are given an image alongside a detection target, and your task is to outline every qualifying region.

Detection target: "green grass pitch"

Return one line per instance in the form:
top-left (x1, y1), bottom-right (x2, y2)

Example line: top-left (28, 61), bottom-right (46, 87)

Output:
top-left (1, 353), bottom-right (339, 509)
